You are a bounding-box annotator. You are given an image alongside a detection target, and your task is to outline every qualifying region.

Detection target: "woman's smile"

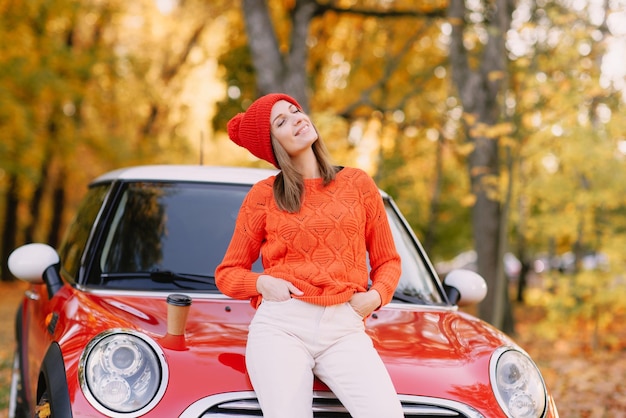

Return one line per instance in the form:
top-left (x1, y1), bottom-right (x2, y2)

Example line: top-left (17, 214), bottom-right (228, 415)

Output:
top-left (271, 100), bottom-right (318, 156)
top-left (295, 123), bottom-right (310, 136)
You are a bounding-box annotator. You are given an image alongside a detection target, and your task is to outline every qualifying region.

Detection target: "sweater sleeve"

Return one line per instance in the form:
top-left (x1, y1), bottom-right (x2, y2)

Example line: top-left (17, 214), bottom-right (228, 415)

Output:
top-left (357, 171), bottom-right (401, 306)
top-left (215, 182), bottom-right (270, 301)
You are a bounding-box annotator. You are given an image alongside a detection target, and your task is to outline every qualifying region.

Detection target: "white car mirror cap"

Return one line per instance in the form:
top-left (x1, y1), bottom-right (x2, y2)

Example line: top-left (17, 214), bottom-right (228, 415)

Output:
top-left (8, 243), bottom-right (60, 283)
top-left (444, 269), bottom-right (488, 306)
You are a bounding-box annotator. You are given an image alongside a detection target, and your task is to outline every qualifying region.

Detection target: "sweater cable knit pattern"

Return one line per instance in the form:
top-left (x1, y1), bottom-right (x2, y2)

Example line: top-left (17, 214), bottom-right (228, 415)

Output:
top-left (215, 167), bottom-right (401, 308)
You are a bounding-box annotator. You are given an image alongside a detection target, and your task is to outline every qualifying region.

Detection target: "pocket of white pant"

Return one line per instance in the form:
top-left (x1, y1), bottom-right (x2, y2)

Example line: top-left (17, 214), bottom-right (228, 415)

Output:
top-left (255, 298), bottom-right (295, 318)
top-left (261, 298), bottom-right (295, 307)
top-left (345, 302), bottom-right (365, 321)
top-left (262, 298), bottom-right (294, 305)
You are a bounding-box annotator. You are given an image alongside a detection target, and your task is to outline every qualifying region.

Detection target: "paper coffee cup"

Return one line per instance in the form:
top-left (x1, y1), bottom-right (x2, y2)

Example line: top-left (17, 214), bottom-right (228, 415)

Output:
top-left (166, 294), bottom-right (192, 336)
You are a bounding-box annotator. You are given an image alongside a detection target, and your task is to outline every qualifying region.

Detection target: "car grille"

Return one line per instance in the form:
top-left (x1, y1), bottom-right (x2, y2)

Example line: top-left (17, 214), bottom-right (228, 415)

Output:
top-left (179, 391), bottom-right (484, 418)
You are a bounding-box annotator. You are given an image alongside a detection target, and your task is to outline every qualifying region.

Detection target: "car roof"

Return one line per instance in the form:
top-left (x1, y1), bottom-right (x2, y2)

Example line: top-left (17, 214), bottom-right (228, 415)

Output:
top-left (90, 164), bottom-right (390, 198)
top-left (90, 165), bottom-right (279, 186)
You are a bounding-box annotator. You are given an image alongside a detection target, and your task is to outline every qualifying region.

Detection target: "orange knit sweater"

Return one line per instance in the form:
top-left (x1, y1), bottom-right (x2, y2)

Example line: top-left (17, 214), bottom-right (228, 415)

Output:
top-left (215, 167), bottom-right (401, 308)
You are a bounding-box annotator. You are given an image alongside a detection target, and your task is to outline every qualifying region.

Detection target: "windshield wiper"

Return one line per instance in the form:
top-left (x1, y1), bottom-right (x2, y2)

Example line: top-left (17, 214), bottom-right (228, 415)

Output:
top-left (101, 270), bottom-right (217, 290)
top-left (148, 270), bottom-right (217, 290)
top-left (392, 289), bottom-right (433, 304)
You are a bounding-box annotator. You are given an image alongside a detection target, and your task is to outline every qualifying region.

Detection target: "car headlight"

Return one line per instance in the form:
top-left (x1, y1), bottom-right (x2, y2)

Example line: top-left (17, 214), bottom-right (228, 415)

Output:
top-left (490, 347), bottom-right (547, 418)
top-left (79, 329), bottom-right (168, 417)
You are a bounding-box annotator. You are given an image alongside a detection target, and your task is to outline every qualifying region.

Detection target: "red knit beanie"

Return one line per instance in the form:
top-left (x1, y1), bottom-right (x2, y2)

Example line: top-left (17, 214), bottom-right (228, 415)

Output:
top-left (227, 93), bottom-right (302, 168)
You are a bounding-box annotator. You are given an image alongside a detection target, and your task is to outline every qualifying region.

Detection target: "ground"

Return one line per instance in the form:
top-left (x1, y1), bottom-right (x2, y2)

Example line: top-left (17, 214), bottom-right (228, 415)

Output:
top-left (0, 280), bottom-right (28, 418)
top-left (512, 304), bottom-right (626, 418)
top-left (0, 280), bottom-right (624, 417)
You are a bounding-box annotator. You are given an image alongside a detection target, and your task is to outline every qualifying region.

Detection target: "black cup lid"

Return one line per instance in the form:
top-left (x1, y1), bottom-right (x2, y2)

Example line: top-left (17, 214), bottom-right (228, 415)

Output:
top-left (167, 293), bottom-right (192, 306)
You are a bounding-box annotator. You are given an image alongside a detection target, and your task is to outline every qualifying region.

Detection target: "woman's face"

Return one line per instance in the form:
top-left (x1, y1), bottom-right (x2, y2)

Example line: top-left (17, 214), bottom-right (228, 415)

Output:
top-left (270, 100), bottom-right (318, 159)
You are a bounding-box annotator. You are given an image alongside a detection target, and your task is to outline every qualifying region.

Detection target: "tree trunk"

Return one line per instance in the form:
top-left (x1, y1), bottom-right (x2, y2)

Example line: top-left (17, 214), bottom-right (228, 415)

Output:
top-left (424, 133), bottom-right (444, 254)
top-left (1, 174), bottom-right (19, 281)
top-left (47, 167), bottom-right (66, 249)
top-left (241, 0), bottom-right (318, 109)
top-left (24, 151), bottom-right (52, 243)
top-left (448, 0), bottom-right (515, 331)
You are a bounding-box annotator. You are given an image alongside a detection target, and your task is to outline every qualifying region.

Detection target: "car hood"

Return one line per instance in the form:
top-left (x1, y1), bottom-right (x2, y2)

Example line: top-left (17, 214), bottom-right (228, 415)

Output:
top-left (62, 291), bottom-right (515, 413)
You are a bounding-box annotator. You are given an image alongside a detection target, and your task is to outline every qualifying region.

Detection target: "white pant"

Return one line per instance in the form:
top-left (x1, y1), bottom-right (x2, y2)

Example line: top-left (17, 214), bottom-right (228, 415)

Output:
top-left (245, 298), bottom-right (404, 418)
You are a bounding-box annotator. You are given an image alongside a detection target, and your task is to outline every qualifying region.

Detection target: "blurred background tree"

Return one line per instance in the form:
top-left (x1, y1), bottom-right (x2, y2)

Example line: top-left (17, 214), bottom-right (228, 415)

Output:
top-left (1, 0), bottom-right (625, 336)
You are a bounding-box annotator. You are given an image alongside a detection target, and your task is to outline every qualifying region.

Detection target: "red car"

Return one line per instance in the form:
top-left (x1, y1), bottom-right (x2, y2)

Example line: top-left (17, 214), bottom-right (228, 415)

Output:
top-left (8, 165), bottom-right (559, 418)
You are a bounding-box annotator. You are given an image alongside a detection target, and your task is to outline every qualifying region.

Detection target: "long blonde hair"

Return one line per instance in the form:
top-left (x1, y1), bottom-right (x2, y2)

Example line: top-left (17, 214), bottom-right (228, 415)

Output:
top-left (271, 134), bottom-right (336, 213)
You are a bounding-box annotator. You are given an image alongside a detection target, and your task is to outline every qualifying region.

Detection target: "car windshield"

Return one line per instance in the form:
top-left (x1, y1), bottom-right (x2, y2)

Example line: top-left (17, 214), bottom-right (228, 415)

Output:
top-left (90, 181), bottom-right (443, 304)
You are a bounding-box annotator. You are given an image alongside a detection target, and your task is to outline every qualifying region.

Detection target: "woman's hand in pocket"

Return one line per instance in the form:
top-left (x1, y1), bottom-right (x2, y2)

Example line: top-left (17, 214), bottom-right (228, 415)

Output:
top-left (256, 274), bottom-right (303, 301)
top-left (348, 290), bottom-right (382, 318)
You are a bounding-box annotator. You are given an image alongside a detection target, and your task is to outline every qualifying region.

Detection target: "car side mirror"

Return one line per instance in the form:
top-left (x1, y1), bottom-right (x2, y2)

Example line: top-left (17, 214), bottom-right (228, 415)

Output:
top-left (443, 269), bottom-right (487, 306)
top-left (8, 243), bottom-right (64, 298)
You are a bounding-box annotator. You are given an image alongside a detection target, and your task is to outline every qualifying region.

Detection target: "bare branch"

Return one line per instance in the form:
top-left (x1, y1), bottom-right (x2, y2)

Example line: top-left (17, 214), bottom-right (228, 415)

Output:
top-left (317, 2), bottom-right (446, 19)
top-left (162, 23), bottom-right (206, 83)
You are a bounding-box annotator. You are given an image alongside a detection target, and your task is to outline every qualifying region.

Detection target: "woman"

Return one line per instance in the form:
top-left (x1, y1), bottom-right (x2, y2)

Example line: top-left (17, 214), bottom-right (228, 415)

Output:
top-left (216, 93), bottom-right (403, 418)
